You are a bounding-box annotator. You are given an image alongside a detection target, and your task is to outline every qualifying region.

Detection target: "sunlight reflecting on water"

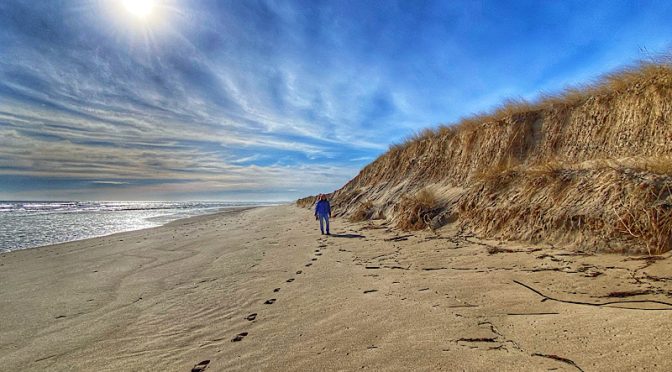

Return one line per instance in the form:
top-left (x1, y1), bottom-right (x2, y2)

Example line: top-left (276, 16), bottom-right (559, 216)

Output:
top-left (0, 201), bottom-right (266, 252)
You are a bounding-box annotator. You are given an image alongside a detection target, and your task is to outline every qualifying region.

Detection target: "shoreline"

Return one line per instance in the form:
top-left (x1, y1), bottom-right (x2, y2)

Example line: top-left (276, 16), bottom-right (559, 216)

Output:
top-left (1, 204), bottom-right (268, 254)
top-left (2, 204), bottom-right (672, 370)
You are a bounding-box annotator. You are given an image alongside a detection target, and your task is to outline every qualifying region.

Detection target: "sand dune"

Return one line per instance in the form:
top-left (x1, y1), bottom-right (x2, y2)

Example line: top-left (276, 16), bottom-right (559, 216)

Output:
top-left (328, 62), bottom-right (672, 254)
top-left (1, 205), bottom-right (671, 371)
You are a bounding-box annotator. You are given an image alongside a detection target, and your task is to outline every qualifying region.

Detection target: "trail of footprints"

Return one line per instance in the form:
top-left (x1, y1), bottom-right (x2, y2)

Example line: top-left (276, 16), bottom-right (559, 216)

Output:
top-left (192, 237), bottom-right (331, 370)
top-left (227, 237), bottom-right (331, 347)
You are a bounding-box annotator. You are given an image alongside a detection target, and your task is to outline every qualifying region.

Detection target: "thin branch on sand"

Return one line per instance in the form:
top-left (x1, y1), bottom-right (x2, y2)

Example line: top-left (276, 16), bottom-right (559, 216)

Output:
top-left (513, 280), bottom-right (672, 310)
top-left (532, 352), bottom-right (584, 372)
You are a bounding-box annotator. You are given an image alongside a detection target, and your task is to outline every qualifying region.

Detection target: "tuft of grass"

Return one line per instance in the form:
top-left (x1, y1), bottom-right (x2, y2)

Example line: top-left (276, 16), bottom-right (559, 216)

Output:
top-left (491, 98), bottom-right (539, 121)
top-left (415, 189), bottom-right (437, 206)
top-left (349, 201), bottom-right (375, 222)
top-left (395, 189), bottom-right (440, 230)
top-left (473, 158), bottom-right (519, 182)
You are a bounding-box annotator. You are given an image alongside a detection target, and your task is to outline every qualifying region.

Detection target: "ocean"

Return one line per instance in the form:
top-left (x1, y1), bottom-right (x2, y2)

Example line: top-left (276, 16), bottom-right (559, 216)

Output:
top-left (0, 201), bottom-right (270, 252)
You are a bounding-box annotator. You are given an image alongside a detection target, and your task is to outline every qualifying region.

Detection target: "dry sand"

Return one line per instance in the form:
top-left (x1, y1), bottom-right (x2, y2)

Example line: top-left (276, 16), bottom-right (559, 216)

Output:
top-left (1, 205), bottom-right (672, 371)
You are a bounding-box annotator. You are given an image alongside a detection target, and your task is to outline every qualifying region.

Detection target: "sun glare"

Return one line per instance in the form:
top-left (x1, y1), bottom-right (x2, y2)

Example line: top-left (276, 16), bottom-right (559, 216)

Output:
top-left (123, 0), bottom-right (156, 19)
top-left (105, 0), bottom-right (174, 46)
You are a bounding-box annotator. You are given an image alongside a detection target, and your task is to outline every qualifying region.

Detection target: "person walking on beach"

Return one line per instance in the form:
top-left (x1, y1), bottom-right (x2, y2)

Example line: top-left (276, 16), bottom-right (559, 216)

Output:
top-left (314, 194), bottom-right (332, 235)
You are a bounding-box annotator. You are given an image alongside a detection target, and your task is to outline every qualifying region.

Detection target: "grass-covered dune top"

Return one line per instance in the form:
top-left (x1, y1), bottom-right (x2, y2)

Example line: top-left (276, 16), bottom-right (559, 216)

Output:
top-left (324, 60), bottom-right (672, 254)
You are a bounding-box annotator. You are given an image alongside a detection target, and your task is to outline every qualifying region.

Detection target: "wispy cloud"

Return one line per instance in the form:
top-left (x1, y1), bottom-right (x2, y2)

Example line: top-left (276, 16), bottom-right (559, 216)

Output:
top-left (1, 0), bottom-right (671, 200)
top-left (91, 181), bottom-right (130, 185)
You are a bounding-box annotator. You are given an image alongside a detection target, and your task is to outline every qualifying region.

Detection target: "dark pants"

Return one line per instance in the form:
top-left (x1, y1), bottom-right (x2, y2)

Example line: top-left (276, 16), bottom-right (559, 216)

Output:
top-left (318, 214), bottom-right (330, 234)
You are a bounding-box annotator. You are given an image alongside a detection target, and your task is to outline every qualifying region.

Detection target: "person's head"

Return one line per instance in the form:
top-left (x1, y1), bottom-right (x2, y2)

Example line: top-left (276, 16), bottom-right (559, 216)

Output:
top-left (320, 194), bottom-right (327, 201)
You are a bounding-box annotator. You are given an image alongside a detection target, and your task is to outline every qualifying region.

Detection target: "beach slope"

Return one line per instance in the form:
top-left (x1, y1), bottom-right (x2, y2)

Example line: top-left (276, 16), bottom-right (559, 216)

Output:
top-left (1, 205), bottom-right (672, 371)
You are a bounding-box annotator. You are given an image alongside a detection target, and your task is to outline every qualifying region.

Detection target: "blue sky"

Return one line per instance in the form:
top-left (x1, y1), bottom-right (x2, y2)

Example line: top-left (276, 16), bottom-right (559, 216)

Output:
top-left (0, 0), bottom-right (671, 201)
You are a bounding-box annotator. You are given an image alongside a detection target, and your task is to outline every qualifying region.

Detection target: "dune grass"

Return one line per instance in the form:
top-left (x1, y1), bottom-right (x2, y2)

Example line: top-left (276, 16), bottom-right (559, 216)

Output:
top-left (327, 58), bottom-right (672, 253)
top-left (459, 162), bottom-right (672, 254)
top-left (395, 189), bottom-right (439, 231)
top-left (349, 201), bottom-right (375, 222)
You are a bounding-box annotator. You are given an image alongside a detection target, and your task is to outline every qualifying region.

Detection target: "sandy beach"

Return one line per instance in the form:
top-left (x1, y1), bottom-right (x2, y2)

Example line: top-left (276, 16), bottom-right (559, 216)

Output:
top-left (2, 205), bottom-right (672, 371)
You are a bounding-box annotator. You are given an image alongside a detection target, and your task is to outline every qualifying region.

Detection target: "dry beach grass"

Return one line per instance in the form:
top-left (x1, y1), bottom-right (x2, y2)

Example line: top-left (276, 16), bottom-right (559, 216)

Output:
top-left (331, 60), bottom-right (672, 254)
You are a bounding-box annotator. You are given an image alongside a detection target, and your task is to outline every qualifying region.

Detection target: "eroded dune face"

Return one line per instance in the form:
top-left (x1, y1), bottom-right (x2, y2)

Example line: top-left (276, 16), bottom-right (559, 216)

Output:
top-left (326, 63), bottom-right (672, 254)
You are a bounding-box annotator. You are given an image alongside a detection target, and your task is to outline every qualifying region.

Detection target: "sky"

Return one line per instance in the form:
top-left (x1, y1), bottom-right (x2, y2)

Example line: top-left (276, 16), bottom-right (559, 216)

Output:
top-left (1, 0), bottom-right (671, 201)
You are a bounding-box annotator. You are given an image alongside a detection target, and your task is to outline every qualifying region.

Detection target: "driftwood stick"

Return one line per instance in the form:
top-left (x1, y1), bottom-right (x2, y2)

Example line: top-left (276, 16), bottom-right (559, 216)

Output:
top-left (513, 280), bottom-right (672, 310)
top-left (384, 234), bottom-right (414, 242)
top-left (532, 352), bottom-right (584, 372)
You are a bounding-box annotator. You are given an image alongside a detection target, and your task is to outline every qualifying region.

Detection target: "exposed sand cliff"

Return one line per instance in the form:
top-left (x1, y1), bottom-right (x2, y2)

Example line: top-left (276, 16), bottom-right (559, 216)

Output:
top-left (322, 61), bottom-right (672, 254)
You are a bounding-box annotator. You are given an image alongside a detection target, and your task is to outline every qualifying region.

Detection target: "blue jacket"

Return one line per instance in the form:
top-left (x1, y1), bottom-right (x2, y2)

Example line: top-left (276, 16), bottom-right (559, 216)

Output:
top-left (315, 200), bottom-right (331, 216)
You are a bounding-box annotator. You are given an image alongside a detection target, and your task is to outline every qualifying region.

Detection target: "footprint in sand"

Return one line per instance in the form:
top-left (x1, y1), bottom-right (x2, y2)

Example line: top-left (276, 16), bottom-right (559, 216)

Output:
top-left (191, 360), bottom-right (210, 372)
top-left (305, 263), bottom-right (312, 267)
top-left (273, 288), bottom-right (281, 292)
top-left (296, 270), bottom-right (302, 274)
top-left (311, 258), bottom-right (318, 261)
top-left (231, 332), bottom-right (248, 342)
top-left (245, 313), bottom-right (257, 321)
top-left (264, 299), bottom-right (276, 304)
top-left (315, 253), bottom-right (322, 256)
top-left (286, 278), bottom-right (294, 283)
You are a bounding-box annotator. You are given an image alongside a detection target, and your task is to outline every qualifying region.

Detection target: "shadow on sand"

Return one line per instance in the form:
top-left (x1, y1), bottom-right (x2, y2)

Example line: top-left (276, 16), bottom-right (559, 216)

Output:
top-left (329, 233), bottom-right (366, 239)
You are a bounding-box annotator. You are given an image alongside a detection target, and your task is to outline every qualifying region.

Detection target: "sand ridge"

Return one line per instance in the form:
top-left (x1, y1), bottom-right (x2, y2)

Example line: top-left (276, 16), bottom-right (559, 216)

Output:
top-left (1, 205), bottom-right (672, 371)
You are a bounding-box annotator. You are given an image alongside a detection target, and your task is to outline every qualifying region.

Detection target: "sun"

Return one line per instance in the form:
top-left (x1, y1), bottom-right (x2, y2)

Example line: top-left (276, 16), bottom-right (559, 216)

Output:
top-left (122, 0), bottom-right (156, 19)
